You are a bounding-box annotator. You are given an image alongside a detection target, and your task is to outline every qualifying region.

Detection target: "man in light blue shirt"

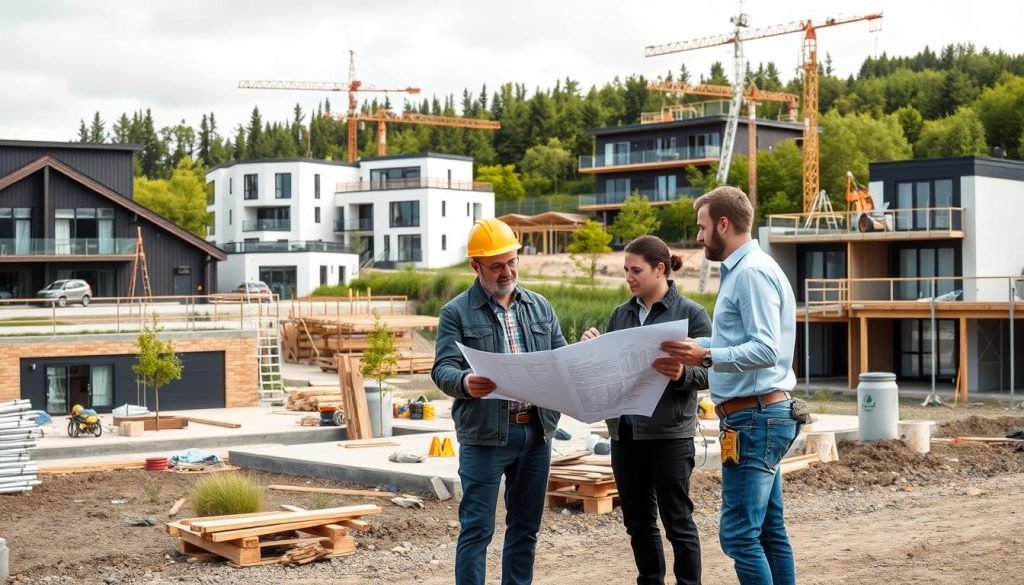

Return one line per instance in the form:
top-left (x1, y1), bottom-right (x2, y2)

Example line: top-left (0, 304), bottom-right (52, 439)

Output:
top-left (662, 185), bottom-right (802, 585)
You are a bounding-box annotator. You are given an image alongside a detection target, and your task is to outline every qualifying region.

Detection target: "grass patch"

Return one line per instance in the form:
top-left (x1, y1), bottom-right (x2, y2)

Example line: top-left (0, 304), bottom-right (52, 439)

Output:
top-left (144, 479), bottom-right (162, 503)
top-left (307, 493), bottom-right (335, 510)
top-left (191, 472), bottom-right (264, 517)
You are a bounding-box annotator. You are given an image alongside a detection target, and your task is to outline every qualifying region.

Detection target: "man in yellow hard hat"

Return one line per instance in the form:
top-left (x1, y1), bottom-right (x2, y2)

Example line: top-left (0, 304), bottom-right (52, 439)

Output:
top-left (432, 217), bottom-right (567, 585)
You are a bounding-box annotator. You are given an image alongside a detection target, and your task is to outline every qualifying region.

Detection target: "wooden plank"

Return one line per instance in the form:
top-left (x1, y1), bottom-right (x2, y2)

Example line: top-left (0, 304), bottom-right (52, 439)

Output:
top-left (40, 461), bottom-right (148, 474)
top-left (256, 536), bottom-right (330, 548)
top-left (342, 440), bottom-right (399, 448)
top-left (347, 361), bottom-right (373, 440)
top-left (182, 416), bottom-right (241, 429)
top-left (207, 515), bottom-right (371, 542)
top-left (279, 504), bottom-right (351, 539)
top-left (268, 484), bottom-right (394, 498)
top-left (179, 510), bottom-right (288, 527)
top-left (190, 505), bottom-right (382, 534)
top-left (174, 525), bottom-right (260, 565)
top-left (168, 497), bottom-right (187, 516)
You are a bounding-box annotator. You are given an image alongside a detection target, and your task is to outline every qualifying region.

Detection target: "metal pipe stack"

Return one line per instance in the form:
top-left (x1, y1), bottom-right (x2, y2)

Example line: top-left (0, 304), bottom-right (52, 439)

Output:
top-left (0, 399), bottom-right (41, 494)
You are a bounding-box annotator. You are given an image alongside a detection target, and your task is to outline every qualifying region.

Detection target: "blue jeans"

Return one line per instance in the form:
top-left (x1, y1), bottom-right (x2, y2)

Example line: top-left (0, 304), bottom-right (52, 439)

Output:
top-left (719, 399), bottom-right (800, 585)
top-left (456, 421), bottom-right (551, 585)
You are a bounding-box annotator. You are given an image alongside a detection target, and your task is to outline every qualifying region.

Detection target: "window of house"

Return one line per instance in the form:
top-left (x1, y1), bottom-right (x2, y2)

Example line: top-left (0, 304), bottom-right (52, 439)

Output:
top-left (798, 246), bottom-right (846, 302)
top-left (229, 177), bottom-right (233, 195)
top-left (54, 208), bottom-right (114, 254)
top-left (275, 173), bottom-right (292, 199)
top-left (441, 234), bottom-right (447, 251)
top-left (390, 201), bottom-right (420, 228)
top-left (337, 265), bottom-right (346, 285)
top-left (320, 266), bottom-right (328, 286)
top-left (895, 245), bottom-right (958, 300)
top-left (899, 319), bottom-right (956, 379)
top-left (686, 132), bottom-right (721, 158)
top-left (442, 201), bottom-right (446, 217)
top-left (370, 166), bottom-right (420, 189)
top-left (244, 174), bottom-right (258, 199)
top-left (895, 179), bottom-right (955, 230)
top-left (466, 202), bottom-right (470, 216)
top-left (206, 181), bottom-right (215, 206)
top-left (208, 212), bottom-right (215, 237)
top-left (0, 208), bottom-right (32, 255)
top-left (398, 234), bottom-right (422, 262)
top-left (655, 175), bottom-right (677, 202)
top-left (603, 141), bottom-right (630, 166)
top-left (229, 209), bottom-right (232, 225)
top-left (314, 174), bottom-right (321, 199)
top-left (315, 207), bottom-right (321, 223)
top-left (604, 178), bottom-right (631, 204)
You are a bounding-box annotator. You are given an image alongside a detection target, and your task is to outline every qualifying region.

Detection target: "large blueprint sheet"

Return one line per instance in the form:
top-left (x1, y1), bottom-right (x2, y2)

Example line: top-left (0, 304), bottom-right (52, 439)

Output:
top-left (456, 319), bottom-right (688, 423)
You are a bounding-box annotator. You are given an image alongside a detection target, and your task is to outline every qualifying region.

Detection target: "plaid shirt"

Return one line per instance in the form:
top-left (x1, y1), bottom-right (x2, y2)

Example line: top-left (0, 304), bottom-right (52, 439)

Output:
top-left (488, 291), bottom-right (531, 414)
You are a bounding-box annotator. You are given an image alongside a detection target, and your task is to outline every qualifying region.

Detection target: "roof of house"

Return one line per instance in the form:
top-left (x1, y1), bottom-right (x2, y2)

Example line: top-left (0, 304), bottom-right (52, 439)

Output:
top-left (0, 139), bottom-right (144, 152)
top-left (586, 115), bottom-right (804, 137)
top-left (0, 155), bottom-right (226, 260)
top-left (207, 157), bottom-right (358, 172)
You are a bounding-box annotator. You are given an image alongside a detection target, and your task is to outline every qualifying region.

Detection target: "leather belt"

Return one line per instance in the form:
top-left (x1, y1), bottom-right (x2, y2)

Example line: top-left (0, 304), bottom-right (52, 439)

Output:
top-left (508, 410), bottom-right (535, 424)
top-left (715, 390), bottom-right (791, 418)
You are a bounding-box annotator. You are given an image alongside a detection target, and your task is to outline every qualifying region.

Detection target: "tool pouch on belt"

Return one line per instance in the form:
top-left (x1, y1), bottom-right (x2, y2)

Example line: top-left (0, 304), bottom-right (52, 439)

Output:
top-left (720, 427), bottom-right (740, 465)
top-left (791, 398), bottom-right (813, 424)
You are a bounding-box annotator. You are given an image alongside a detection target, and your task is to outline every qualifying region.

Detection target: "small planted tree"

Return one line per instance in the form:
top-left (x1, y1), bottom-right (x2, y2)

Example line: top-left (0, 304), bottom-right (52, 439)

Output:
top-left (567, 220), bottom-right (613, 283)
top-left (360, 313), bottom-right (399, 393)
top-left (133, 317), bottom-right (183, 430)
top-left (610, 193), bottom-right (661, 243)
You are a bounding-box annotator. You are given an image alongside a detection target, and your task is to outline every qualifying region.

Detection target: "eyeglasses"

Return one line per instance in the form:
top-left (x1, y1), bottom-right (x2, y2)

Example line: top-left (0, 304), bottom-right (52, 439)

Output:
top-left (477, 257), bottom-right (520, 273)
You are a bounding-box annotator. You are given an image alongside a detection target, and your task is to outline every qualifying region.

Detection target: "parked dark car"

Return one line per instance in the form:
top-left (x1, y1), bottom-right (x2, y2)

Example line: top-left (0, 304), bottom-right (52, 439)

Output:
top-left (36, 279), bottom-right (93, 307)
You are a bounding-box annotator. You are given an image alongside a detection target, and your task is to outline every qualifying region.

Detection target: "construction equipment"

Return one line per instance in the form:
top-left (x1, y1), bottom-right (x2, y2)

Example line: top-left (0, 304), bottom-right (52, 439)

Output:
top-left (66, 404), bottom-right (102, 438)
top-left (846, 171), bottom-right (889, 232)
top-left (127, 226), bottom-right (152, 299)
top-left (647, 80), bottom-right (799, 209)
top-left (804, 189), bottom-right (839, 232)
top-left (646, 12), bottom-right (883, 214)
top-left (239, 50), bottom-right (421, 160)
top-left (339, 109), bottom-right (500, 162)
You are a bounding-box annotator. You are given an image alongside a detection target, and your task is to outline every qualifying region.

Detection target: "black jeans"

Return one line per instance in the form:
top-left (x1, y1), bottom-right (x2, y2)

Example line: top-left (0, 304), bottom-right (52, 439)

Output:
top-left (611, 425), bottom-right (701, 585)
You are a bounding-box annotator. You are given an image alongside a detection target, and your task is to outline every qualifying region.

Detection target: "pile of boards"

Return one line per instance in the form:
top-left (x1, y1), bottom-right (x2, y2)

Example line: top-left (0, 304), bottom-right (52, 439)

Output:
top-left (546, 451), bottom-right (618, 515)
top-left (280, 314), bottom-right (438, 365)
top-left (315, 352), bottom-right (434, 374)
top-left (286, 388), bottom-right (344, 412)
top-left (166, 504), bottom-right (381, 566)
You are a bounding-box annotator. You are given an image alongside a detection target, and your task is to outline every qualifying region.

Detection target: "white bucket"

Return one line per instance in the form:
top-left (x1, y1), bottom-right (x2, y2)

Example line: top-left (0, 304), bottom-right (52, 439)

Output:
top-left (899, 420), bottom-right (931, 454)
top-left (857, 372), bottom-right (900, 442)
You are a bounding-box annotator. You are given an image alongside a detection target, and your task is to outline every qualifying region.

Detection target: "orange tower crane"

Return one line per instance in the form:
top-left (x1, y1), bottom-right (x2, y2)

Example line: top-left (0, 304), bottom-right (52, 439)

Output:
top-left (646, 12), bottom-right (883, 212)
top-left (646, 80), bottom-right (799, 209)
top-left (239, 50), bottom-right (421, 160)
top-left (339, 109), bottom-right (500, 159)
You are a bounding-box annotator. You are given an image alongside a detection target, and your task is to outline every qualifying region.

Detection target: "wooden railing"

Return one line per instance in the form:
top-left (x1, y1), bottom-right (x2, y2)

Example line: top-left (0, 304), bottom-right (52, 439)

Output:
top-left (767, 207), bottom-right (964, 237)
top-left (804, 275), bottom-right (1024, 312)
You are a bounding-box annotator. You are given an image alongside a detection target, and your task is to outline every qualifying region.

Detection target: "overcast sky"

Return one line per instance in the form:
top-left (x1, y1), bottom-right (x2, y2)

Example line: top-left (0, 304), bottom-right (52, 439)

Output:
top-left (3, 0), bottom-right (1023, 142)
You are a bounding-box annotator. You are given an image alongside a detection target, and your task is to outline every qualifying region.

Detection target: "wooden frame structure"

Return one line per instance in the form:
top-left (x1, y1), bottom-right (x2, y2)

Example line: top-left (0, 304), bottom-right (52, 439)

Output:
top-left (498, 212), bottom-right (589, 255)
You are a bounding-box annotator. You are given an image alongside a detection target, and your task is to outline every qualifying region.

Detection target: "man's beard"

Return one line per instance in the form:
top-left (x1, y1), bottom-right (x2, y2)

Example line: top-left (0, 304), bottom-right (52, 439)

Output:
top-left (481, 275), bottom-right (517, 297)
top-left (703, 229), bottom-right (726, 262)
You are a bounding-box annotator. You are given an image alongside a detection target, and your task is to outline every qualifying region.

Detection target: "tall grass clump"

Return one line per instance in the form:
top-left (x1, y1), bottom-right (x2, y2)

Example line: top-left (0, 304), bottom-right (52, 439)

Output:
top-left (191, 473), bottom-right (265, 517)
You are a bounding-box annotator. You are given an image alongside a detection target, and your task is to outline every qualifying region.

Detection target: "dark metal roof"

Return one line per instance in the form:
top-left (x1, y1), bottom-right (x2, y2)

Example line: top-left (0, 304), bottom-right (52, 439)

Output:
top-left (207, 157), bottom-right (358, 172)
top-left (586, 116), bottom-right (804, 137)
top-left (358, 152), bottom-right (474, 163)
top-left (0, 139), bottom-right (144, 152)
top-left (0, 155), bottom-right (226, 260)
top-left (870, 156), bottom-right (1024, 182)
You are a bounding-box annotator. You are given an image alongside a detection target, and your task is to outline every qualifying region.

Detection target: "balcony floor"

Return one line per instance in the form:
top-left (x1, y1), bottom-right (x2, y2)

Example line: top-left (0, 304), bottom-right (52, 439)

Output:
top-left (768, 229), bottom-right (964, 243)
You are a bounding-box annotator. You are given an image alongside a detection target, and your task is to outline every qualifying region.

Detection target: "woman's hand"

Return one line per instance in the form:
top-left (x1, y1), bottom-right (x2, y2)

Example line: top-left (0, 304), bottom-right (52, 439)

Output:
top-left (580, 327), bottom-right (601, 342)
top-left (660, 339), bottom-right (706, 366)
top-left (463, 374), bottom-right (497, 398)
top-left (653, 357), bottom-right (684, 381)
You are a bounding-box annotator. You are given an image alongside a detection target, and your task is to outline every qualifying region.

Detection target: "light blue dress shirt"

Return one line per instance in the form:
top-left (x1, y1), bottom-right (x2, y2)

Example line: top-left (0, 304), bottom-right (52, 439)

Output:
top-left (695, 240), bottom-right (797, 404)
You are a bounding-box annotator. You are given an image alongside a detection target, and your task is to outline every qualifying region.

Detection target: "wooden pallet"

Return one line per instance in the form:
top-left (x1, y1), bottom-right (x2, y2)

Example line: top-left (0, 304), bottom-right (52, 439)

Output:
top-left (166, 504), bottom-right (380, 566)
top-left (546, 478), bottom-right (619, 515)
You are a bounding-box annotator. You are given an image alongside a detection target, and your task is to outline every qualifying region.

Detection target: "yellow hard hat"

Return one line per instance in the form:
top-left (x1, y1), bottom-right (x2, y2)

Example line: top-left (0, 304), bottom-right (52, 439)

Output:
top-left (466, 218), bottom-right (520, 258)
top-left (71, 404), bottom-right (83, 415)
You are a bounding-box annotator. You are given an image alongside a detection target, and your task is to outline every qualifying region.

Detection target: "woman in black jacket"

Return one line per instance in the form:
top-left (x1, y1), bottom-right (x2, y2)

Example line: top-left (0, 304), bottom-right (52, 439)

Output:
top-left (580, 235), bottom-right (711, 585)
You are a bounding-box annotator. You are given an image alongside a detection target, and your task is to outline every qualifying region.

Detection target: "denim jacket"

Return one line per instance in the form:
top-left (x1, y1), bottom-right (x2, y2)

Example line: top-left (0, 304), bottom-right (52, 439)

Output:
top-left (431, 279), bottom-right (567, 446)
top-left (604, 281), bottom-right (712, 440)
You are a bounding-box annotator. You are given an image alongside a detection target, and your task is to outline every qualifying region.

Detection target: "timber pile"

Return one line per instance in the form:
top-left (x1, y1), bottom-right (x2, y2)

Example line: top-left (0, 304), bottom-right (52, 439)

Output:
top-left (286, 388), bottom-right (344, 412)
top-left (316, 352), bottom-right (434, 374)
top-left (166, 504), bottom-right (381, 567)
top-left (547, 452), bottom-right (618, 515)
top-left (338, 355), bottom-right (373, 440)
top-left (280, 314), bottom-right (438, 364)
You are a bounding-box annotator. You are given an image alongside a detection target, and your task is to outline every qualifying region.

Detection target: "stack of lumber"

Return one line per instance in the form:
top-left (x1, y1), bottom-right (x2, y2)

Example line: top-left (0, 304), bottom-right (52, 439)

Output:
top-left (316, 352), bottom-right (434, 374)
top-left (337, 355), bottom-right (373, 440)
top-left (286, 387), bottom-right (344, 412)
top-left (280, 314), bottom-right (438, 364)
top-left (0, 399), bottom-right (41, 494)
top-left (546, 451), bottom-right (618, 515)
top-left (166, 504), bottom-right (382, 566)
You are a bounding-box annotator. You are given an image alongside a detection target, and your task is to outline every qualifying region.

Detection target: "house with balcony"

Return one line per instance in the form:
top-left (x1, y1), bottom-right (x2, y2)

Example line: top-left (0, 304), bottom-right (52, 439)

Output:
top-left (761, 156), bottom-right (1024, 397)
top-left (579, 101), bottom-right (803, 226)
top-left (206, 153), bottom-right (494, 298)
top-left (0, 139), bottom-right (225, 298)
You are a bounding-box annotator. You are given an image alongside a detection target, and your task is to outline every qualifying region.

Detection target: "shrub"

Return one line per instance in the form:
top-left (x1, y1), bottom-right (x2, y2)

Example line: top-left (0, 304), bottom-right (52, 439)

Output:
top-left (308, 493), bottom-right (335, 510)
top-left (144, 479), bottom-right (162, 503)
top-left (191, 473), bottom-right (264, 517)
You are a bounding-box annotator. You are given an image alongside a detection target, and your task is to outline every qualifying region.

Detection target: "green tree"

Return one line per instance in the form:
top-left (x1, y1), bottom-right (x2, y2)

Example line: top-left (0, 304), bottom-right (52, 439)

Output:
top-left (819, 110), bottom-right (912, 204)
top-left (610, 194), bottom-right (660, 243)
top-left (475, 164), bottom-right (526, 201)
top-left (915, 108), bottom-right (989, 158)
top-left (657, 197), bottom-right (698, 244)
top-left (520, 137), bottom-right (573, 195)
top-left (132, 317), bottom-right (183, 430)
top-left (134, 157), bottom-right (211, 237)
top-left (894, 105), bottom-right (924, 145)
top-left (360, 313), bottom-right (399, 395)
top-left (567, 220), bottom-right (612, 283)
top-left (973, 75), bottom-right (1024, 158)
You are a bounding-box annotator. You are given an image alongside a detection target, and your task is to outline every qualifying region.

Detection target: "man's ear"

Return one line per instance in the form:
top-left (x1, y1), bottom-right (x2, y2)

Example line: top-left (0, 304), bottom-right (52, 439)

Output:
top-left (718, 216), bottom-right (729, 235)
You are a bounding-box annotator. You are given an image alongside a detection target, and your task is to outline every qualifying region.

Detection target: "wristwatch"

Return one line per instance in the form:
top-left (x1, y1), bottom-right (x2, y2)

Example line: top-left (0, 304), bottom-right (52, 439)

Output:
top-left (701, 350), bottom-right (713, 369)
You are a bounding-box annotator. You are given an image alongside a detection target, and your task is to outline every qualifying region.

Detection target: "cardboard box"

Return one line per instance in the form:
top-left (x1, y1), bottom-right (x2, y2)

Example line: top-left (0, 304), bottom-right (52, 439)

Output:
top-left (119, 420), bottom-right (145, 437)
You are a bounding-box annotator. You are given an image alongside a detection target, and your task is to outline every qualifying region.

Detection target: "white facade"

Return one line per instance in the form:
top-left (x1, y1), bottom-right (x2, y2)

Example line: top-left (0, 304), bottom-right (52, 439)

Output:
top-left (205, 154), bottom-right (495, 296)
top-left (961, 174), bottom-right (1024, 301)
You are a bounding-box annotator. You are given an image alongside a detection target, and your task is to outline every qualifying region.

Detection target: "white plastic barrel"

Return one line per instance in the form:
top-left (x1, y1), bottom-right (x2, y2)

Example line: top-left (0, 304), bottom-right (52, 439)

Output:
top-left (364, 383), bottom-right (393, 438)
top-left (899, 420), bottom-right (931, 454)
top-left (857, 372), bottom-right (900, 442)
top-left (0, 536), bottom-right (8, 581)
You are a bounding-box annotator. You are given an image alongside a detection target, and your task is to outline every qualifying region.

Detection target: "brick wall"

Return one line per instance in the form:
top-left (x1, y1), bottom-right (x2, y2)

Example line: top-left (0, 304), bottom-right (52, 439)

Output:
top-left (0, 331), bottom-right (258, 407)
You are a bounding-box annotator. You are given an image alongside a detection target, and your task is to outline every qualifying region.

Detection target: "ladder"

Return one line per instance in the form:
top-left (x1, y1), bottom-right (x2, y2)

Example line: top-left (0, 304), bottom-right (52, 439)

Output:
top-left (804, 190), bottom-right (840, 232)
top-left (246, 289), bottom-right (285, 406)
top-left (127, 226), bottom-right (153, 299)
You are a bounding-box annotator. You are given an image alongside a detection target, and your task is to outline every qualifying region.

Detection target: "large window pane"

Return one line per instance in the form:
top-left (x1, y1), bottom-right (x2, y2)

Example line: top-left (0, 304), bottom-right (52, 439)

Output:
top-left (915, 181), bottom-right (931, 229)
top-left (275, 173), bottom-right (291, 199)
top-left (91, 365), bottom-right (112, 409)
top-left (896, 182), bottom-right (913, 230)
top-left (389, 201), bottom-right (420, 228)
top-left (933, 179), bottom-right (952, 229)
top-left (244, 174), bottom-right (258, 199)
top-left (899, 249), bottom-right (917, 300)
top-left (46, 366), bottom-right (67, 413)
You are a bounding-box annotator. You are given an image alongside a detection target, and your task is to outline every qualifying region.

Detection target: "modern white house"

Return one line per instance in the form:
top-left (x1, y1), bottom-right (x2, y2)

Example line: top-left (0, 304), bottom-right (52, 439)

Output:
top-left (206, 153), bottom-right (494, 298)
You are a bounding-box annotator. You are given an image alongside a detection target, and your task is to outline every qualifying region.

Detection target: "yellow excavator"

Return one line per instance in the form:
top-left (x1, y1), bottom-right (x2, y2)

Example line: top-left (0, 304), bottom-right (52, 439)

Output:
top-left (846, 171), bottom-right (889, 232)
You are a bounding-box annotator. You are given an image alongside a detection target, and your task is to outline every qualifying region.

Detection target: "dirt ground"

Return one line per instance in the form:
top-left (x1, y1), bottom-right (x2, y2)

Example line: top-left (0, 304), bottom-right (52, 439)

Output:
top-left (3, 415), bottom-right (1023, 584)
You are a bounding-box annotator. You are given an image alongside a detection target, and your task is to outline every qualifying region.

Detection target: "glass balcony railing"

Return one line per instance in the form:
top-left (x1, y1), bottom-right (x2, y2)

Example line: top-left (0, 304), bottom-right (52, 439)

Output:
top-left (334, 218), bottom-right (374, 231)
top-left (335, 178), bottom-right (493, 193)
top-left (0, 238), bottom-right (136, 256)
top-left (222, 240), bottom-right (357, 254)
top-left (579, 146), bottom-right (721, 169)
top-left (242, 219), bottom-right (291, 232)
top-left (585, 187), bottom-right (705, 207)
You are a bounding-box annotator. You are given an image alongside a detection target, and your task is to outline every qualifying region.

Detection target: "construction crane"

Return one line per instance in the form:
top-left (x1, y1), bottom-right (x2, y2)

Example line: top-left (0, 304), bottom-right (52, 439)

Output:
top-left (646, 12), bottom-right (883, 213)
top-left (647, 79), bottom-right (799, 208)
top-left (239, 50), bottom-right (421, 157)
top-left (339, 109), bottom-right (501, 161)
